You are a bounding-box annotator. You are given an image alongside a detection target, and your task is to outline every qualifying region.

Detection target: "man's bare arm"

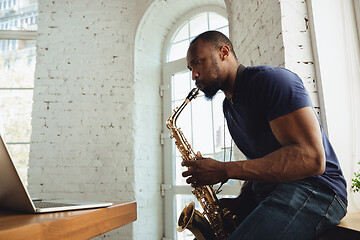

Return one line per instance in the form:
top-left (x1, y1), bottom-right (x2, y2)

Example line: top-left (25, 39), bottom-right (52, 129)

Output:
top-left (182, 106), bottom-right (326, 187)
top-left (226, 106), bottom-right (326, 182)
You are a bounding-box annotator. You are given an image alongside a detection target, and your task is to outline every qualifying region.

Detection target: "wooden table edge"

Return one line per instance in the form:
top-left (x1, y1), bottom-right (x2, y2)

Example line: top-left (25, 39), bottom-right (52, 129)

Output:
top-left (0, 201), bottom-right (137, 240)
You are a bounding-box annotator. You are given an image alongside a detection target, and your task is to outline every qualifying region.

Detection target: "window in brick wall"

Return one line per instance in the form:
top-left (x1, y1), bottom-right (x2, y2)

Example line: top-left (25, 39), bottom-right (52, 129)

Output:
top-left (163, 8), bottom-right (242, 240)
top-left (0, 0), bottom-right (38, 186)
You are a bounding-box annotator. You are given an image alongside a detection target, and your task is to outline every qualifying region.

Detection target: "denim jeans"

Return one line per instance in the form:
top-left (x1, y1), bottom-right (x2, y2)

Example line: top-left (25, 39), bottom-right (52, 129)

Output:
top-left (227, 180), bottom-right (347, 240)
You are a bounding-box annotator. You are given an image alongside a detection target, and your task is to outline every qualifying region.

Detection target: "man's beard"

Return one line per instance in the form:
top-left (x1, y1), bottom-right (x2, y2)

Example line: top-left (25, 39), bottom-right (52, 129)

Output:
top-left (202, 82), bottom-right (221, 100)
top-left (202, 56), bottom-right (222, 101)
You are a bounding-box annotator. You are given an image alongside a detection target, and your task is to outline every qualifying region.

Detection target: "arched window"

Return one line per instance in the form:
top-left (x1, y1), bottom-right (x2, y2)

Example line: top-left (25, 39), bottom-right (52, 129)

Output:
top-left (162, 8), bottom-right (241, 240)
top-left (167, 11), bottom-right (229, 62)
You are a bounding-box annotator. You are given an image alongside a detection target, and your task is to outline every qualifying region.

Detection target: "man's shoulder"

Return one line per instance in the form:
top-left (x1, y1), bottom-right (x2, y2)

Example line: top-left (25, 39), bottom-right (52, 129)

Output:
top-left (244, 65), bottom-right (301, 90)
top-left (246, 65), bottom-right (295, 77)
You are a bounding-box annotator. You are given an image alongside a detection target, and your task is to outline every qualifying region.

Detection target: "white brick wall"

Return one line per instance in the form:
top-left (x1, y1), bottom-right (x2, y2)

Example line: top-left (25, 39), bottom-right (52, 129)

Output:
top-left (226, 0), bottom-right (285, 67)
top-left (280, 0), bottom-right (320, 113)
top-left (29, 1), bottom-right (143, 239)
top-left (226, 0), bottom-right (319, 113)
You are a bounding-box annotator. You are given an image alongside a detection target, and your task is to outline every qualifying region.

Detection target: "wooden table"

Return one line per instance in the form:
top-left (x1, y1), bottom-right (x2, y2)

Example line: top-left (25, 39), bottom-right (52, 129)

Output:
top-left (321, 212), bottom-right (360, 240)
top-left (0, 201), bottom-right (137, 240)
top-left (338, 212), bottom-right (360, 232)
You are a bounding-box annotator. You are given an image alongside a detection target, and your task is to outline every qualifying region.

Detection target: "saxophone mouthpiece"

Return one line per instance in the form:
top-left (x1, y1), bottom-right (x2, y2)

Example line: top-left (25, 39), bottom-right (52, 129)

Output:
top-left (186, 88), bottom-right (200, 102)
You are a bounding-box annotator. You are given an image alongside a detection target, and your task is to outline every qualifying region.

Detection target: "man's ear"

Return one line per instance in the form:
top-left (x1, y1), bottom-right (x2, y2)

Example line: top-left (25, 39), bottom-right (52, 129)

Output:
top-left (219, 45), bottom-right (230, 60)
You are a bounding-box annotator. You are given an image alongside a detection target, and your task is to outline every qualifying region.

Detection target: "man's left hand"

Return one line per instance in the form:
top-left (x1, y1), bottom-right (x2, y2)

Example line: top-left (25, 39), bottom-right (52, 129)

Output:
top-left (182, 151), bottom-right (228, 187)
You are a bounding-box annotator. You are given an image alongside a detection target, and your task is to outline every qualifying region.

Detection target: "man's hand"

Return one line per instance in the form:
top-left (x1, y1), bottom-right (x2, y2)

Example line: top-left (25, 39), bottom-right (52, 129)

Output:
top-left (182, 152), bottom-right (228, 187)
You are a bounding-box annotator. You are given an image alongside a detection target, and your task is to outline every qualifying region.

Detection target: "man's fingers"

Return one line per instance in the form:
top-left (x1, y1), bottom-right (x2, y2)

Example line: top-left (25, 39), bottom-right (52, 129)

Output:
top-left (186, 178), bottom-right (203, 188)
top-left (182, 169), bottom-right (194, 177)
top-left (196, 151), bottom-right (204, 160)
top-left (186, 176), bottom-right (196, 184)
top-left (182, 159), bottom-right (197, 167)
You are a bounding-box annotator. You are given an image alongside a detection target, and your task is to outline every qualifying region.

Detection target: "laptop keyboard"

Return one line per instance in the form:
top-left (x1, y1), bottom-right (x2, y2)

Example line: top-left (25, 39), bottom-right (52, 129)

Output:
top-left (33, 201), bottom-right (78, 209)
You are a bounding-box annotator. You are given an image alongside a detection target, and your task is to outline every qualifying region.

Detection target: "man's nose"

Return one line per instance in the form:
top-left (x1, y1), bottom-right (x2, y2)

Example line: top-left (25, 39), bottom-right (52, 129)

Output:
top-left (192, 71), bottom-right (199, 81)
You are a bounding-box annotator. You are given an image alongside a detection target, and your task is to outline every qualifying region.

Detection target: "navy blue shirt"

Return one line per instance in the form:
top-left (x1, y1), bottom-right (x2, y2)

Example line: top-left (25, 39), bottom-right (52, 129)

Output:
top-left (223, 65), bottom-right (347, 204)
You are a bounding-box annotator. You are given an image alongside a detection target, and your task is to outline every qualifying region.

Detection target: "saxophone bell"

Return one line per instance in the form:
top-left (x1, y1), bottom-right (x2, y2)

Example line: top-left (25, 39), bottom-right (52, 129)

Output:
top-left (177, 201), bottom-right (217, 240)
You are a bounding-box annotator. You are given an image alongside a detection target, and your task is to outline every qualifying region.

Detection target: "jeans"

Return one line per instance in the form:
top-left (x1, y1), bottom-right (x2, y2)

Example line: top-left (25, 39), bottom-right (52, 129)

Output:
top-left (227, 180), bottom-right (347, 240)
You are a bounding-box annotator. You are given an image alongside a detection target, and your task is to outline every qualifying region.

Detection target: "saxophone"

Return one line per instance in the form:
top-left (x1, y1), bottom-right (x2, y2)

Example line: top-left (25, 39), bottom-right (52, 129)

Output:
top-left (166, 88), bottom-right (238, 240)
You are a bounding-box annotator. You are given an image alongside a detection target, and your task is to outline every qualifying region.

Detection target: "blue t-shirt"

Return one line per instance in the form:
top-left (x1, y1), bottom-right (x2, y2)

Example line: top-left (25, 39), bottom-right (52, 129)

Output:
top-left (223, 65), bottom-right (347, 204)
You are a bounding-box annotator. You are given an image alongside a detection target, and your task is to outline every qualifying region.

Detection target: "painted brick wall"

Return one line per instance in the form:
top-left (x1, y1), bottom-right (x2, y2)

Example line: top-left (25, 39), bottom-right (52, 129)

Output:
top-left (225, 0), bottom-right (285, 67)
top-left (226, 0), bottom-right (319, 113)
top-left (133, 2), bottom-right (164, 236)
top-left (280, 0), bottom-right (320, 113)
top-left (29, 1), bottom-right (142, 239)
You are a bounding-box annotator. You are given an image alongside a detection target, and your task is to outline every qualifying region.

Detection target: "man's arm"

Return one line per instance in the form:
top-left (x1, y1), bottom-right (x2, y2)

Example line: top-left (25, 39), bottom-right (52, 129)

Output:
top-left (182, 106), bottom-right (326, 187)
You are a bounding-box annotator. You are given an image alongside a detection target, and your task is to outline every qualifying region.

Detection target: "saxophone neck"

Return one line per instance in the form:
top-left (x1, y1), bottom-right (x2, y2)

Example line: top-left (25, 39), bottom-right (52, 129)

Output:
top-left (166, 88), bottom-right (200, 130)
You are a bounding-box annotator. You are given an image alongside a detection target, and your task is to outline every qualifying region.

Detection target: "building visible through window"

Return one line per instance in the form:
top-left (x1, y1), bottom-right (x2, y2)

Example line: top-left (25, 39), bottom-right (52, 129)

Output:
top-left (0, 0), bottom-right (38, 185)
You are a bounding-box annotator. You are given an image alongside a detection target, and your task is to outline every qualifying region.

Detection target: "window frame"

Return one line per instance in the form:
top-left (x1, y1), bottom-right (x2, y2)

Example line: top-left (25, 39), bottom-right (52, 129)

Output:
top-left (0, 30), bottom-right (37, 40)
top-left (354, 0), bottom-right (360, 42)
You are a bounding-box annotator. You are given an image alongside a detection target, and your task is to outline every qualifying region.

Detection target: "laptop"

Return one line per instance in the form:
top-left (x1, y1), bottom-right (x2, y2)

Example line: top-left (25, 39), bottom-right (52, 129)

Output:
top-left (0, 134), bottom-right (113, 213)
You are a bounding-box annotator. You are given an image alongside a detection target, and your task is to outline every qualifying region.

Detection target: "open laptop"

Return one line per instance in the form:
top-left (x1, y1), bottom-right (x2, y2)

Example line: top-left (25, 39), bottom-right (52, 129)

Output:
top-left (0, 134), bottom-right (112, 213)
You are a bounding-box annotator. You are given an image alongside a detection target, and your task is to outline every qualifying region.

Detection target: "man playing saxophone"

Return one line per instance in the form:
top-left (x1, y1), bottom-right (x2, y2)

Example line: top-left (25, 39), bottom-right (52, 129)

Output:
top-left (182, 31), bottom-right (347, 239)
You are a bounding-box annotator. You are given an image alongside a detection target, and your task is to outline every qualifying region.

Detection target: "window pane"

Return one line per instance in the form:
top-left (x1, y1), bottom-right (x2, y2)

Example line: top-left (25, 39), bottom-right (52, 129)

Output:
top-left (209, 12), bottom-right (228, 30)
top-left (7, 143), bottom-right (30, 185)
top-left (0, 1), bottom-right (38, 30)
top-left (0, 40), bottom-right (36, 88)
top-left (173, 22), bottom-right (189, 43)
top-left (189, 13), bottom-right (208, 38)
top-left (172, 71), bottom-right (191, 101)
top-left (216, 26), bottom-right (229, 37)
top-left (190, 78), bottom-right (197, 89)
top-left (168, 39), bottom-right (189, 62)
top-left (175, 100), bottom-right (192, 147)
top-left (0, 90), bottom-right (33, 142)
top-left (212, 92), bottom-right (230, 153)
top-left (192, 96), bottom-right (213, 155)
top-left (0, 37), bottom-right (36, 187)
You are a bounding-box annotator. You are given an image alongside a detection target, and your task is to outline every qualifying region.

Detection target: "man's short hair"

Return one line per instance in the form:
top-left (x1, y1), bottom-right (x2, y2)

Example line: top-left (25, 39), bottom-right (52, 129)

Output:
top-left (190, 30), bottom-right (237, 59)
